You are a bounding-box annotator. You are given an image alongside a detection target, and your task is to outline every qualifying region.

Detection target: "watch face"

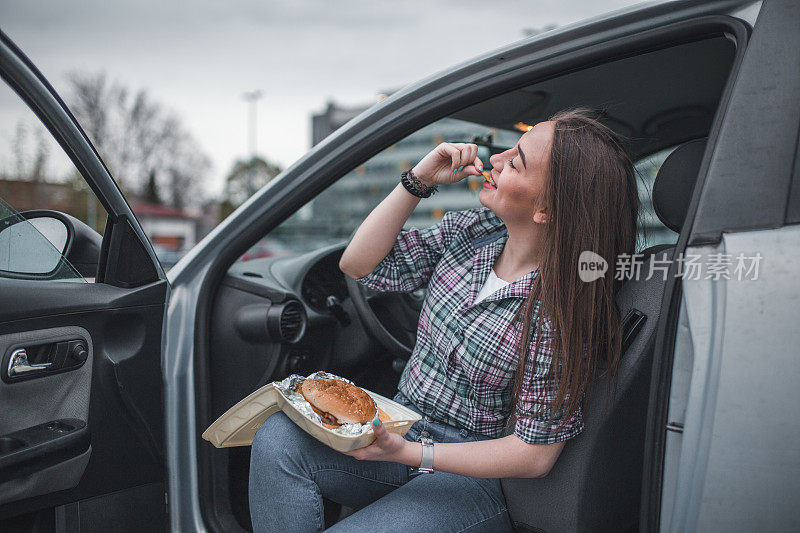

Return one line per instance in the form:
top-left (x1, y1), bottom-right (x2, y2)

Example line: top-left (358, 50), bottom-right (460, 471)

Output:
top-left (416, 432), bottom-right (433, 445)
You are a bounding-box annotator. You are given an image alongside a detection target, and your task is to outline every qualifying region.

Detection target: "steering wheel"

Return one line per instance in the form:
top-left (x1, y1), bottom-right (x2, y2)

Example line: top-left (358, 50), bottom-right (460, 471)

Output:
top-left (345, 275), bottom-right (425, 360)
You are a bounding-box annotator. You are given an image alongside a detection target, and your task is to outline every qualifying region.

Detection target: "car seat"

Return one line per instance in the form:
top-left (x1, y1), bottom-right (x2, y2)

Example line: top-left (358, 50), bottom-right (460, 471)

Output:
top-left (501, 138), bottom-right (707, 532)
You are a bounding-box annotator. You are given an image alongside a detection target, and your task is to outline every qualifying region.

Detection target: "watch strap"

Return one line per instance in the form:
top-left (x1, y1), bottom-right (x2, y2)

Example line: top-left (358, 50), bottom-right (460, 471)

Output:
top-left (415, 433), bottom-right (434, 473)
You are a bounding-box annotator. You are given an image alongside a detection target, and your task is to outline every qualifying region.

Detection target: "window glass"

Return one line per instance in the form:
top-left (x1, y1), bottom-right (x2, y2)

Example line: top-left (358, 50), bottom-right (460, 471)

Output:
top-left (634, 146), bottom-right (679, 250)
top-left (0, 79), bottom-right (106, 281)
top-left (238, 117), bottom-right (678, 262)
top-left (241, 117), bottom-right (519, 260)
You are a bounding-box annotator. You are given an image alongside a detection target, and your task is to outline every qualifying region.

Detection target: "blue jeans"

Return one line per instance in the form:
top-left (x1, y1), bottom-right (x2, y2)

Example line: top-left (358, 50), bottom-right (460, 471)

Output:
top-left (249, 391), bottom-right (514, 532)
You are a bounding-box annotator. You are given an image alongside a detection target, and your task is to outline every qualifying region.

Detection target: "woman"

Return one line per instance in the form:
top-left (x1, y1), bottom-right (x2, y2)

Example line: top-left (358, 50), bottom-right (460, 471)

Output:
top-left (249, 108), bottom-right (639, 532)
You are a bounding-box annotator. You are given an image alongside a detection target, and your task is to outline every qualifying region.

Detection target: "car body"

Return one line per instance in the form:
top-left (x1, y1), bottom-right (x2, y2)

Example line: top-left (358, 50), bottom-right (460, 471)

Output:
top-left (1, 0), bottom-right (798, 531)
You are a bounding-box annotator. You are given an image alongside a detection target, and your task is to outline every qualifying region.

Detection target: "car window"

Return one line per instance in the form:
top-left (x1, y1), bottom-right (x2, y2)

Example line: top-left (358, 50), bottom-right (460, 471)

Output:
top-left (0, 78), bottom-right (107, 282)
top-left (635, 146), bottom-right (679, 250)
top-left (241, 117), bottom-right (520, 260)
top-left (239, 117), bottom-right (678, 261)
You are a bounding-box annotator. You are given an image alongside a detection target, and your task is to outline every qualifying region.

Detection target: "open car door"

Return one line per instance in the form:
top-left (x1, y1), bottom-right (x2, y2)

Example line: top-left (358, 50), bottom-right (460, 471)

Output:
top-left (643, 1), bottom-right (800, 530)
top-left (0, 31), bottom-right (169, 531)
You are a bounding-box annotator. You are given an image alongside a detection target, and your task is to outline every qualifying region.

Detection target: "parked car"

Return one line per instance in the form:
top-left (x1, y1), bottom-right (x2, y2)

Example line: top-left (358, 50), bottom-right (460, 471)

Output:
top-left (1, 0), bottom-right (798, 531)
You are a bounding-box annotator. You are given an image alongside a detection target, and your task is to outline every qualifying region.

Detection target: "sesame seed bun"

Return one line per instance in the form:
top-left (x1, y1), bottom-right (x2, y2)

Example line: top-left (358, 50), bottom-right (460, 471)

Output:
top-left (299, 378), bottom-right (377, 426)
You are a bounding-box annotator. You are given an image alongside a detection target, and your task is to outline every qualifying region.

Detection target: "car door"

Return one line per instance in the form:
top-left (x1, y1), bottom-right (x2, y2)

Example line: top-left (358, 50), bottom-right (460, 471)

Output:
top-left (0, 31), bottom-right (169, 531)
top-left (642, 0), bottom-right (800, 530)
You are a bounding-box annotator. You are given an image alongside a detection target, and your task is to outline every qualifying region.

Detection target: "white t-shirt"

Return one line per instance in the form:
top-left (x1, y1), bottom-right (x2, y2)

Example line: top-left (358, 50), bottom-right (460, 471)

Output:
top-left (474, 268), bottom-right (511, 304)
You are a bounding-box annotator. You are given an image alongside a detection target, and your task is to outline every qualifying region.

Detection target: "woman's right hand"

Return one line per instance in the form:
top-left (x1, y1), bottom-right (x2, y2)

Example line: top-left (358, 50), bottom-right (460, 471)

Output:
top-left (412, 143), bottom-right (484, 187)
top-left (341, 145), bottom-right (483, 280)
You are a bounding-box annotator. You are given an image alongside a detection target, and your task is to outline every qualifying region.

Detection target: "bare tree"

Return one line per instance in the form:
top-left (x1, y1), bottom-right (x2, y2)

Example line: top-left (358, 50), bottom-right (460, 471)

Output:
top-left (9, 120), bottom-right (50, 211)
top-left (65, 71), bottom-right (211, 207)
top-left (11, 121), bottom-right (48, 182)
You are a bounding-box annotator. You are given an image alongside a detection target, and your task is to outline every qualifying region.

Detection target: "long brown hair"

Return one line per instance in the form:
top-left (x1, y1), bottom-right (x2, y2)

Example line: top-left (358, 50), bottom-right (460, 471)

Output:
top-left (508, 108), bottom-right (639, 431)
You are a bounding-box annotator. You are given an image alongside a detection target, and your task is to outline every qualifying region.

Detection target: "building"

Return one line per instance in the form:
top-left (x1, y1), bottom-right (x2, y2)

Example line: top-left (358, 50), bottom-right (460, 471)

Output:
top-left (270, 99), bottom-right (519, 251)
top-left (132, 202), bottom-right (200, 252)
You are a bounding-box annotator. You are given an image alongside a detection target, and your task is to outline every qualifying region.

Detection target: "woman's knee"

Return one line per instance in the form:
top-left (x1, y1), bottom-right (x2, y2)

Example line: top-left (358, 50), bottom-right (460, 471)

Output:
top-left (251, 412), bottom-right (303, 469)
top-left (254, 411), bottom-right (294, 443)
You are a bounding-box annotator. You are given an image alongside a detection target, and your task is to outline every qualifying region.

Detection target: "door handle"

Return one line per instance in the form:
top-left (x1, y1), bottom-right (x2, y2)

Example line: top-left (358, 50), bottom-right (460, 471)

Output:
top-left (7, 348), bottom-right (52, 377)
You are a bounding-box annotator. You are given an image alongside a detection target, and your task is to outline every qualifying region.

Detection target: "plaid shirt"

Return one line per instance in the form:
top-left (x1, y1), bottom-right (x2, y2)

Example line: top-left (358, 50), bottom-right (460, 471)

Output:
top-left (356, 207), bottom-right (583, 445)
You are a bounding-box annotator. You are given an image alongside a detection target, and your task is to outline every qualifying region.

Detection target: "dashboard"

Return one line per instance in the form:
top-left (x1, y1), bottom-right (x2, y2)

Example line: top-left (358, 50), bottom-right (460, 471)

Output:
top-left (207, 242), bottom-right (380, 421)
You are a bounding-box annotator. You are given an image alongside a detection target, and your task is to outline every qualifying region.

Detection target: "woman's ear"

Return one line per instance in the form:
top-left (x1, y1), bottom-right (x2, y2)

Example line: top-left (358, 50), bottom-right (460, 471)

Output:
top-left (533, 207), bottom-right (548, 224)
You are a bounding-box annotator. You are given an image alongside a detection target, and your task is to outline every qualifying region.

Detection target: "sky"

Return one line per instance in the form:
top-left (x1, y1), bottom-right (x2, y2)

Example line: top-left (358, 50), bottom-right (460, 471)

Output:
top-left (0, 0), bottom-right (653, 200)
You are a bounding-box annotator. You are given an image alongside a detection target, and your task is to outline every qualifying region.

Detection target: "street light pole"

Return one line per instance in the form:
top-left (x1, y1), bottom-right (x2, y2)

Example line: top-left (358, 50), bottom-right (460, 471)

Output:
top-left (242, 90), bottom-right (263, 199)
top-left (242, 90), bottom-right (263, 158)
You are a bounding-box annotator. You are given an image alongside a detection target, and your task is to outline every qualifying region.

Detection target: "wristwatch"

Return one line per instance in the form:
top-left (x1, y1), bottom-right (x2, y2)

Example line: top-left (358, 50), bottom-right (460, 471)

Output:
top-left (413, 432), bottom-right (434, 474)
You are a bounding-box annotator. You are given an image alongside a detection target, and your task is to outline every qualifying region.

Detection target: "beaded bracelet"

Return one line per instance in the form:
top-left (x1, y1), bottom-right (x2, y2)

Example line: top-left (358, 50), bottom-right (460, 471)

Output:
top-left (400, 169), bottom-right (438, 198)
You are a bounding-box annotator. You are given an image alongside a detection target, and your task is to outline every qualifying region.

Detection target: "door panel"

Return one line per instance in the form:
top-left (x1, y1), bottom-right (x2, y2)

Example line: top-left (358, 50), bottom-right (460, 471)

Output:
top-left (0, 327), bottom-right (93, 506)
top-left (0, 327), bottom-right (93, 438)
top-left (661, 228), bottom-right (800, 531)
top-left (0, 280), bottom-right (167, 521)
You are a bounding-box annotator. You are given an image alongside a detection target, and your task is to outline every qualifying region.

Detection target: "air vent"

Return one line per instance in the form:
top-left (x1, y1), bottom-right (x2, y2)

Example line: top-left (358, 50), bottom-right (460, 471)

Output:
top-left (267, 300), bottom-right (307, 343)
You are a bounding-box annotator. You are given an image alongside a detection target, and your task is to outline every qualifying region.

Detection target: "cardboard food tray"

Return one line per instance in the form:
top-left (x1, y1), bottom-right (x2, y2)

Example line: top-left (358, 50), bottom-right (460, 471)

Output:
top-left (202, 382), bottom-right (422, 452)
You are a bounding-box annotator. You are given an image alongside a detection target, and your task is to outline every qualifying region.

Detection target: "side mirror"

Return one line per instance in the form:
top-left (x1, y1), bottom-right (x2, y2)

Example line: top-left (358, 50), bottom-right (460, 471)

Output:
top-left (0, 210), bottom-right (102, 279)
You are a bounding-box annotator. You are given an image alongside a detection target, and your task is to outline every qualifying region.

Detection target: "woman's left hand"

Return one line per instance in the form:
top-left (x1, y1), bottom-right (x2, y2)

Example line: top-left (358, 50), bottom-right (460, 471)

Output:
top-left (342, 417), bottom-right (414, 464)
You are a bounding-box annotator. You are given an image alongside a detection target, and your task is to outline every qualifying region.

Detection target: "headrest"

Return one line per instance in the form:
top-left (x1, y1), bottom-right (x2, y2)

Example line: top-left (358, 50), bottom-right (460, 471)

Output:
top-left (652, 138), bottom-right (707, 233)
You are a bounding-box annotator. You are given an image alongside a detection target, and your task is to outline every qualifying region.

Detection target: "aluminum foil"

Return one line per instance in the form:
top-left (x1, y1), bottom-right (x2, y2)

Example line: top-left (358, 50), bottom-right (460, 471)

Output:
top-left (274, 371), bottom-right (377, 437)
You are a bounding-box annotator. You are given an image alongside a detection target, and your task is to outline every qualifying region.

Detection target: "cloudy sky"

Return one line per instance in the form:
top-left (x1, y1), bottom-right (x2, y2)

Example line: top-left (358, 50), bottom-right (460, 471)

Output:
top-left (1, 0), bottom-right (652, 198)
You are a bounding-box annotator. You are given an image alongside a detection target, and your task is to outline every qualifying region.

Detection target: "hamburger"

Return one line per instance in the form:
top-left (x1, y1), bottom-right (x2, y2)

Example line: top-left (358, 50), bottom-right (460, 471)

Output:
top-left (297, 378), bottom-right (390, 429)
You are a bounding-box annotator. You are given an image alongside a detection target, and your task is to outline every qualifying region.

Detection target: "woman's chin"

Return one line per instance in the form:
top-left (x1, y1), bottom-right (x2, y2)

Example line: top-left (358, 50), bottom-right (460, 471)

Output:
top-left (478, 187), bottom-right (494, 207)
top-left (479, 192), bottom-right (507, 219)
